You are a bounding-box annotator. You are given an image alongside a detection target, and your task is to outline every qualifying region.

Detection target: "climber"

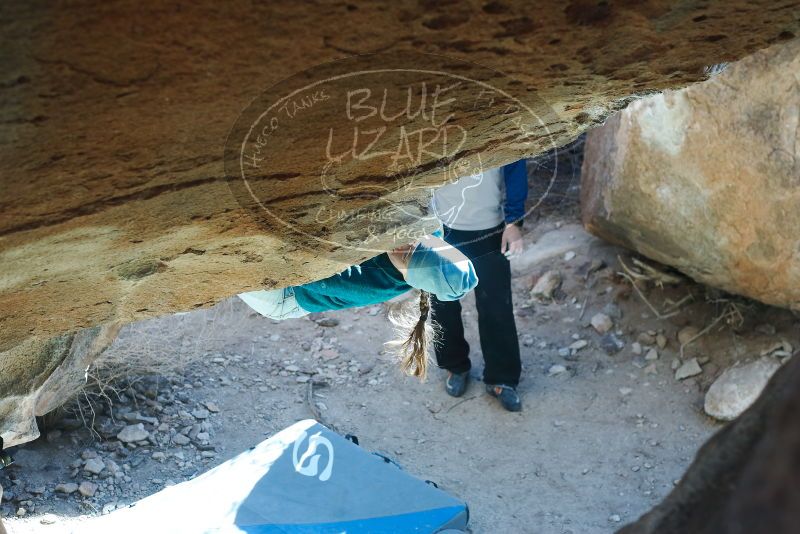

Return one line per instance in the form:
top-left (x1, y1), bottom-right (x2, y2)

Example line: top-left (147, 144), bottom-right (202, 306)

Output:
top-left (429, 159), bottom-right (527, 411)
top-left (238, 234), bottom-right (478, 378)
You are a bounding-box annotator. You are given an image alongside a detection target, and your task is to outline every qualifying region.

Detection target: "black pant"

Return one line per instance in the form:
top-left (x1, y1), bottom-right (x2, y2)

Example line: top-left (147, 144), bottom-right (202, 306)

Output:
top-left (432, 224), bottom-right (522, 387)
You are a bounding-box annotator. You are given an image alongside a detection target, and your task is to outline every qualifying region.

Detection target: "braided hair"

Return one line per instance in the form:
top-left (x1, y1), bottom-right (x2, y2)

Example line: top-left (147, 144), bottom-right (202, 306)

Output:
top-left (387, 290), bottom-right (435, 379)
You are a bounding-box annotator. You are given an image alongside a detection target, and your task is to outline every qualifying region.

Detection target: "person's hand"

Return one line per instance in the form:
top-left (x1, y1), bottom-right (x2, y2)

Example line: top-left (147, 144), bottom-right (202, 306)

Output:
top-left (387, 243), bottom-right (414, 278)
top-left (501, 223), bottom-right (524, 259)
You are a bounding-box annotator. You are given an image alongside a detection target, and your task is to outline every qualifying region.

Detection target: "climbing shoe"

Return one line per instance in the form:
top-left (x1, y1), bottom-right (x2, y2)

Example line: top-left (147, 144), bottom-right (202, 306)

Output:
top-left (445, 371), bottom-right (470, 398)
top-left (485, 384), bottom-right (522, 412)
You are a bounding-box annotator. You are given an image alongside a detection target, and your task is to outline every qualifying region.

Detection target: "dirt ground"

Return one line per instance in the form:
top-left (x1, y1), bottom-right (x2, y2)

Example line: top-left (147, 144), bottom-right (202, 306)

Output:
top-left (3, 158), bottom-right (799, 533)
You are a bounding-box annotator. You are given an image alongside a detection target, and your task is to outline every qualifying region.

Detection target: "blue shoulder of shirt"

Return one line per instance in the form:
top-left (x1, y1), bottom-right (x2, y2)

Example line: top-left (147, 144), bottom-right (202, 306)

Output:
top-left (502, 160), bottom-right (528, 224)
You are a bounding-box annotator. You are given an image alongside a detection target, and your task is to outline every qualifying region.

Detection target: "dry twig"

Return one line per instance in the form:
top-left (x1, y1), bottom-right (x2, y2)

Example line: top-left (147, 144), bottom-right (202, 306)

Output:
top-left (618, 256), bottom-right (690, 320)
top-left (305, 381), bottom-right (337, 432)
top-left (679, 302), bottom-right (742, 359)
top-left (631, 257), bottom-right (683, 287)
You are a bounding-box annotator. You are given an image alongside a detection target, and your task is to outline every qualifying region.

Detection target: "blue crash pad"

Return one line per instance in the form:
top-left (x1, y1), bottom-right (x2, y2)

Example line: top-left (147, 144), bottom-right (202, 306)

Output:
top-left (78, 419), bottom-right (468, 533)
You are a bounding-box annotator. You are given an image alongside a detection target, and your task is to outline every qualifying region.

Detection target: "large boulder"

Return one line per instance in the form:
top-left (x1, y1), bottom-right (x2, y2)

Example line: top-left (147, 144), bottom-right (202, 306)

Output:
top-left (620, 350), bottom-right (800, 534)
top-left (581, 39), bottom-right (800, 310)
top-left (1, 1), bottom-right (798, 446)
top-left (0, 324), bottom-right (120, 446)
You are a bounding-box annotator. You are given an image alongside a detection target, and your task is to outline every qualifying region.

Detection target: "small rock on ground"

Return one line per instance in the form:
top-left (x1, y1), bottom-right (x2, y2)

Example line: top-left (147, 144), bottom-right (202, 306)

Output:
top-left (117, 423), bottom-right (150, 443)
top-left (319, 349), bottom-right (339, 361)
top-left (568, 339), bottom-right (588, 351)
top-left (192, 409), bottom-right (210, 420)
top-left (704, 357), bottom-right (782, 420)
top-left (55, 483), bottom-right (78, 494)
top-left (78, 481), bottom-right (98, 497)
top-left (315, 317), bottom-right (339, 327)
top-left (591, 313), bottom-right (613, 334)
top-left (638, 332), bottom-right (656, 345)
top-left (83, 457), bottom-right (106, 475)
top-left (530, 270), bottom-right (561, 300)
top-left (600, 333), bottom-right (625, 354)
top-left (675, 358), bottom-right (703, 380)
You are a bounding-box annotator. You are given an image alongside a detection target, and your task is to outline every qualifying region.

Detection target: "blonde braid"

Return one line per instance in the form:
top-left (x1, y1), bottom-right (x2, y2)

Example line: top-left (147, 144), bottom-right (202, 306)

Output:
top-left (387, 290), bottom-right (435, 379)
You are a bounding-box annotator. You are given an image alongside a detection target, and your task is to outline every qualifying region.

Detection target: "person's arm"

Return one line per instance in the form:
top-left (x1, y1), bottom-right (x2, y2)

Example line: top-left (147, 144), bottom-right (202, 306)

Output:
top-left (389, 236), bottom-right (477, 300)
top-left (501, 160), bottom-right (527, 257)
top-left (502, 159), bottom-right (528, 226)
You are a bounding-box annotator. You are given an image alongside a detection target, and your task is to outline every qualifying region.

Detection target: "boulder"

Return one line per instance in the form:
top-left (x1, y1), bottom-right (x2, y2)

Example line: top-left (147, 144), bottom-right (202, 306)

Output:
top-left (704, 357), bottom-right (783, 421)
top-left (620, 344), bottom-right (800, 534)
top-left (582, 39), bottom-right (800, 310)
top-left (1, 1), bottom-right (798, 447)
top-left (0, 323), bottom-right (120, 447)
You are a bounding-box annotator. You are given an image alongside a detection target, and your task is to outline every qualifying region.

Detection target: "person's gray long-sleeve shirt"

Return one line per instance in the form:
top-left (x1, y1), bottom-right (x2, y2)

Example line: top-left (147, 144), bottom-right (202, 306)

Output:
top-left (431, 160), bottom-right (528, 231)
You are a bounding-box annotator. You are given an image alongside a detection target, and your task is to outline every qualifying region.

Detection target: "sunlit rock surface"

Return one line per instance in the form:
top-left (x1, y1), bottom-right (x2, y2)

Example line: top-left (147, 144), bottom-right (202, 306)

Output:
top-left (1, 0), bottom-right (798, 445)
top-left (582, 40), bottom-right (800, 310)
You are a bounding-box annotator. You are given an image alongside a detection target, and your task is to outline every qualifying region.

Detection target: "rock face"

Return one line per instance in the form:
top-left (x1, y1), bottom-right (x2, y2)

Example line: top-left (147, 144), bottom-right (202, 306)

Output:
top-left (1, 1), bottom-right (798, 446)
top-left (704, 357), bottom-right (783, 421)
top-left (0, 323), bottom-right (120, 448)
top-left (582, 39), bottom-right (800, 310)
top-left (620, 348), bottom-right (800, 534)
